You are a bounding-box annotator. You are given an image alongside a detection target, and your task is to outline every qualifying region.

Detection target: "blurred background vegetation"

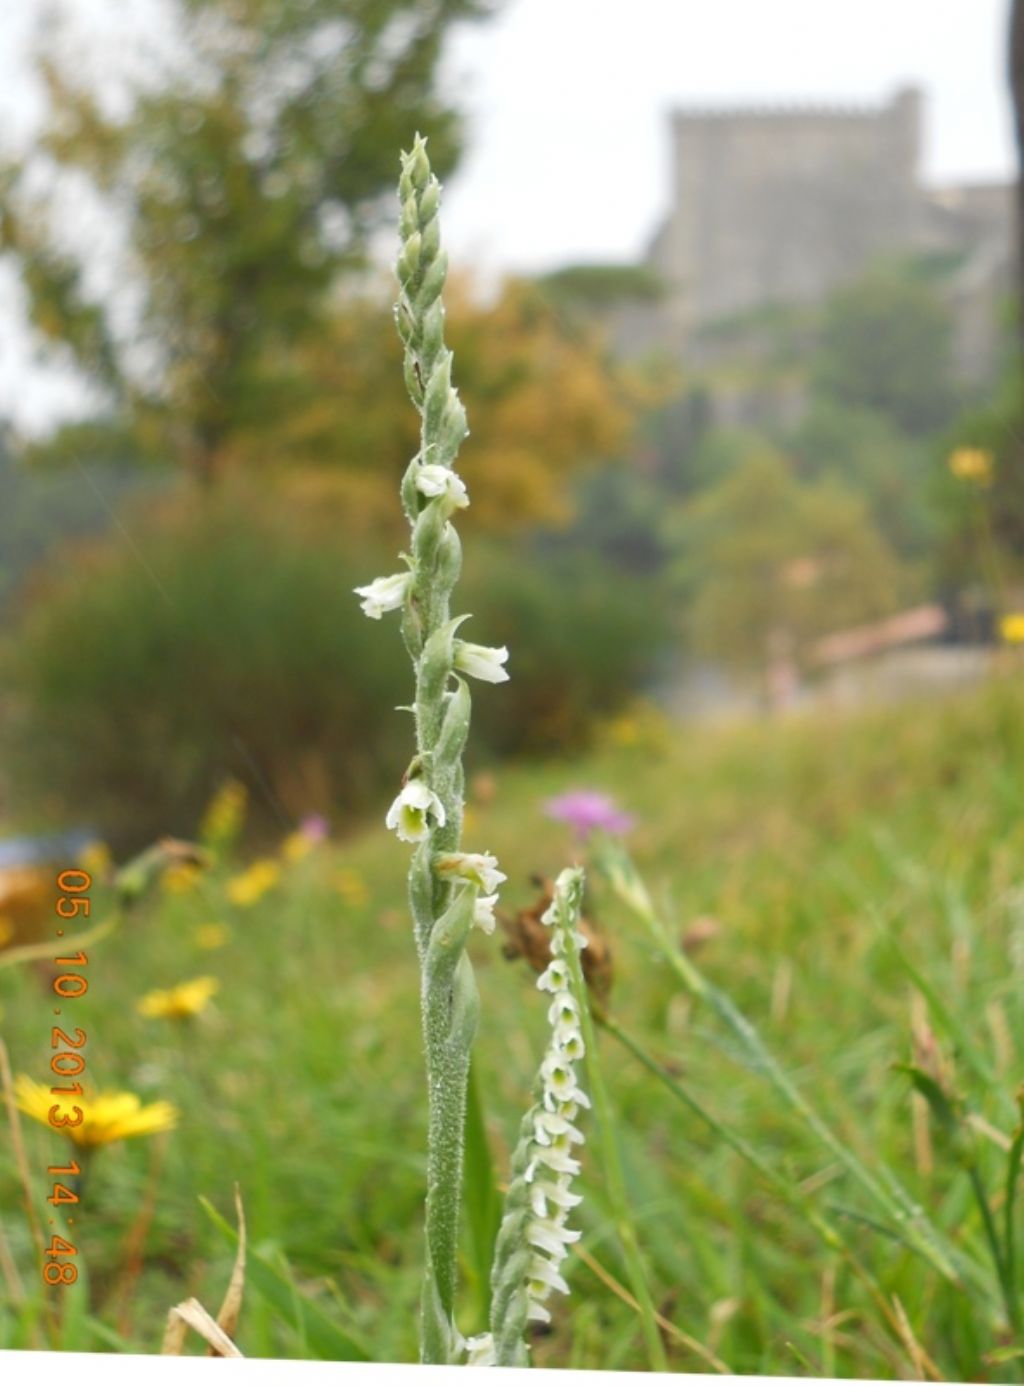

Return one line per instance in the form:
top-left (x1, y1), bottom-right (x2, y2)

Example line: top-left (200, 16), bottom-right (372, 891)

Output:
top-left (0, 0), bottom-right (1019, 847)
top-left (0, 0), bottom-right (1023, 1375)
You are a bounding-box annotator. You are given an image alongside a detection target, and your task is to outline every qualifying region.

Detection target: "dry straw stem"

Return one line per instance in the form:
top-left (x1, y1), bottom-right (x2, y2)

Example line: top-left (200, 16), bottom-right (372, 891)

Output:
top-left (0, 912), bottom-right (119, 972)
top-left (891, 1294), bottom-right (942, 1382)
top-left (161, 1186), bottom-right (246, 1357)
top-left (0, 1038), bottom-right (45, 1266)
top-left (573, 1242), bottom-right (731, 1375)
top-left (162, 1299), bottom-right (243, 1358)
top-left (114, 1131), bottom-right (171, 1336)
top-left (0, 1036), bottom-right (56, 1341)
top-left (0, 1216), bottom-right (23, 1308)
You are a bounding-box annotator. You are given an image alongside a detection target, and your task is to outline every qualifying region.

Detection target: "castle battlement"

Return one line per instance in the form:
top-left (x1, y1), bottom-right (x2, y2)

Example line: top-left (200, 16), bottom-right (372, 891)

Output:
top-left (671, 85), bottom-right (922, 126)
top-left (672, 102), bottom-right (907, 122)
top-left (615, 87), bottom-right (1009, 387)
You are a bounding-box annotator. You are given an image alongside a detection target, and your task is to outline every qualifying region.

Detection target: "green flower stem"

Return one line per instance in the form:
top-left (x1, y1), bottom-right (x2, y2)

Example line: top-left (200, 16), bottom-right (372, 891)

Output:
top-left (393, 136), bottom-right (477, 1363)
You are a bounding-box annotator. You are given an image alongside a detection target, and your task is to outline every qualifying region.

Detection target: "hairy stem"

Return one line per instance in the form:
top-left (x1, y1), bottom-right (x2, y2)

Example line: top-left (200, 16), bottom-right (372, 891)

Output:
top-left (393, 135), bottom-right (476, 1363)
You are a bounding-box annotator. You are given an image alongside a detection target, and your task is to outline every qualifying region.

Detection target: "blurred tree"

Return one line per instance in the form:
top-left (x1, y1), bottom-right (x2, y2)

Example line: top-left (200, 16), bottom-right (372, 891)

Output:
top-left (667, 450), bottom-right (906, 685)
top-left (1010, 0), bottom-right (1024, 341)
top-left (812, 267), bottom-right (958, 436)
top-left (1, 0), bottom-right (493, 486)
top-left (537, 262), bottom-right (667, 308)
top-left (939, 367), bottom-right (1024, 578)
top-left (787, 400), bottom-right (937, 561)
top-left (250, 273), bottom-right (637, 534)
top-left (0, 429), bottom-right (162, 618)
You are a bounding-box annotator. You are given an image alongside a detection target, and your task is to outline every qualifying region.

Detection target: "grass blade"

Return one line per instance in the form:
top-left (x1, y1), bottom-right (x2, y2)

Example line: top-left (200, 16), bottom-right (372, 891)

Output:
top-left (461, 1062), bottom-right (502, 1326)
top-left (200, 1197), bottom-right (371, 1361)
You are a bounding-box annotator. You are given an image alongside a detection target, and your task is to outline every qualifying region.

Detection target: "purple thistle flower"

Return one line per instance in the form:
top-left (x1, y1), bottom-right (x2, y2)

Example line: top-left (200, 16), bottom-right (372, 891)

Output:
top-left (544, 790), bottom-right (635, 842)
top-left (299, 813), bottom-right (330, 843)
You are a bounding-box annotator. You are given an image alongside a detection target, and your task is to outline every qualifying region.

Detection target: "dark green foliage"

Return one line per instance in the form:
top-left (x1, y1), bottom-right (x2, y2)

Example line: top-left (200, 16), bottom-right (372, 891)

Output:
top-left (0, 439), bottom-right (166, 616)
top-left (2, 505), bottom-right (668, 844)
top-left (940, 363), bottom-right (1024, 571)
top-left (464, 542), bottom-right (672, 757)
top-left (787, 400), bottom-right (939, 560)
top-left (2, 494), bottom-right (410, 847)
top-left (666, 450), bottom-right (908, 679)
top-left (555, 462), bottom-right (670, 576)
top-left (812, 266), bottom-right (960, 436)
top-left (538, 263), bottom-right (667, 308)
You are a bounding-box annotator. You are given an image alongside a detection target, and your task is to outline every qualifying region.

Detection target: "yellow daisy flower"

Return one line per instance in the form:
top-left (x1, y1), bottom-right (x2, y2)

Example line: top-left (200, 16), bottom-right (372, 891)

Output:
top-left (281, 831), bottom-right (313, 864)
top-left (14, 1076), bottom-right (178, 1148)
top-left (1000, 613), bottom-right (1024, 645)
top-left (137, 975), bottom-right (219, 1020)
top-left (79, 841), bottom-right (113, 878)
top-left (948, 446), bottom-right (993, 484)
top-left (193, 922), bottom-right (230, 951)
top-left (226, 859), bottom-right (280, 907)
top-left (161, 861), bottom-right (204, 896)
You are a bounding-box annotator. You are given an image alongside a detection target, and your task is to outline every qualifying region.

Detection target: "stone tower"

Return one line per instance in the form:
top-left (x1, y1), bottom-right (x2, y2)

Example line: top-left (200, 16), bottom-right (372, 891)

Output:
top-left (648, 87), bottom-right (925, 352)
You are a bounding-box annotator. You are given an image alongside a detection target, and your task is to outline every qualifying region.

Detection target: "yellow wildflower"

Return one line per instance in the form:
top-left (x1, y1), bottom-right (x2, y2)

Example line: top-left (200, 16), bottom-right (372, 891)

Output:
top-left (200, 779), bottom-right (248, 851)
top-left (334, 868), bottom-right (369, 907)
top-left (137, 975), bottom-right (219, 1019)
top-left (948, 447), bottom-right (993, 484)
top-left (1000, 613), bottom-right (1024, 645)
top-left (605, 714), bottom-right (641, 747)
top-left (161, 861), bottom-right (203, 896)
top-left (79, 841), bottom-right (112, 879)
top-left (282, 815), bottom-right (328, 863)
top-left (193, 922), bottom-right (230, 950)
top-left (281, 831), bottom-right (313, 864)
top-left (14, 1076), bottom-right (178, 1147)
top-left (226, 859), bottom-right (280, 906)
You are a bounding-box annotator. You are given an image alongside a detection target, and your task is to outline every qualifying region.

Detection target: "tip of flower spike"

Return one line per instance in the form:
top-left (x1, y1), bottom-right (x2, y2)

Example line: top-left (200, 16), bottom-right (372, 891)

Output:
top-left (401, 134), bottom-right (431, 188)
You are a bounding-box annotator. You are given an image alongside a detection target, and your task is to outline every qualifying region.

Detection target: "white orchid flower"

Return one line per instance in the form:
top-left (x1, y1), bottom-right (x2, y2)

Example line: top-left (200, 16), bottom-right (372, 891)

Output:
top-left (416, 463), bottom-right (469, 515)
top-left (435, 850), bottom-right (507, 894)
top-left (354, 571), bottom-right (411, 620)
top-left (472, 892), bottom-right (499, 934)
top-left (453, 640), bottom-right (509, 684)
top-left (385, 780), bottom-right (446, 843)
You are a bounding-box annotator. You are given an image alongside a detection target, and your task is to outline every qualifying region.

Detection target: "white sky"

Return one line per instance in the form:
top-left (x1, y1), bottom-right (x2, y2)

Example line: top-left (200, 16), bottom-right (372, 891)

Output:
top-left (0, 0), bottom-right (1017, 428)
top-left (440, 0), bottom-right (1017, 273)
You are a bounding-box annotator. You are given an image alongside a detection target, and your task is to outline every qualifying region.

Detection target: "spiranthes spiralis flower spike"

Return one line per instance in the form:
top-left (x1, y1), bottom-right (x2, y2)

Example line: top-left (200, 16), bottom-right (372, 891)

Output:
top-left (486, 867), bottom-right (590, 1366)
top-left (355, 136), bottom-right (511, 1365)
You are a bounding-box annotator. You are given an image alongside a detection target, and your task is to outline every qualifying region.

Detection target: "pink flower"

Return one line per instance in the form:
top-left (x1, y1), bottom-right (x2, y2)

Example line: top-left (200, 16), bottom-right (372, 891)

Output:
top-left (299, 814), bottom-right (329, 843)
top-left (544, 790), bottom-right (634, 841)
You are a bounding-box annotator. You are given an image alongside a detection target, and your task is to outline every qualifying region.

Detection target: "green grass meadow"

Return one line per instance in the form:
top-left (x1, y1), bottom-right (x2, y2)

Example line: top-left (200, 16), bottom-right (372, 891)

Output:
top-left (1, 672), bottom-right (1023, 1376)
